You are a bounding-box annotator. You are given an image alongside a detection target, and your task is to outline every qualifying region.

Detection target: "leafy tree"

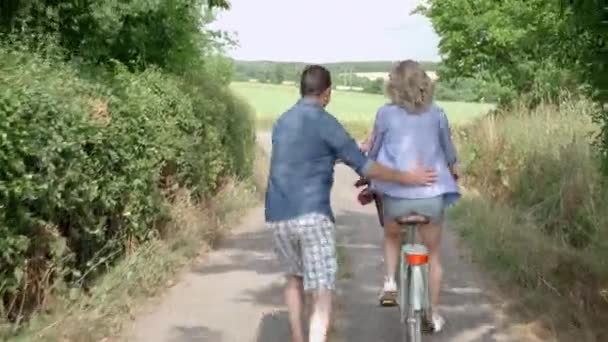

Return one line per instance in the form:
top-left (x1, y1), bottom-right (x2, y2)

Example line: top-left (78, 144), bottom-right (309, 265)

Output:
top-left (0, 0), bottom-right (229, 73)
top-left (565, 0), bottom-right (608, 173)
top-left (416, 0), bottom-right (587, 106)
top-left (435, 78), bottom-right (484, 102)
top-left (363, 78), bottom-right (384, 94)
top-left (272, 64), bottom-right (285, 84)
top-left (419, 0), bottom-right (608, 173)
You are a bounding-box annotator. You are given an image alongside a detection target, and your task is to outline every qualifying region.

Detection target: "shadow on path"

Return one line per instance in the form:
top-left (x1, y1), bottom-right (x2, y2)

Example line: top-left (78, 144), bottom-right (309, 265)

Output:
top-left (191, 229), bottom-right (278, 277)
top-left (255, 311), bottom-right (291, 342)
top-left (168, 325), bottom-right (223, 342)
top-left (333, 209), bottom-right (504, 342)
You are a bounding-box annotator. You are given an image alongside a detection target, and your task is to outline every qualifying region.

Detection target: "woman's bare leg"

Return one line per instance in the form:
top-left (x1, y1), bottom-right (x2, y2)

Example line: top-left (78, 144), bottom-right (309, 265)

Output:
top-left (383, 220), bottom-right (401, 282)
top-left (418, 222), bottom-right (443, 309)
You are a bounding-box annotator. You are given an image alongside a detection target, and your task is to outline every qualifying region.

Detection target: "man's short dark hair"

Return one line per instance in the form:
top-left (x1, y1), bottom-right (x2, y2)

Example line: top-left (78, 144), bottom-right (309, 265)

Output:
top-left (300, 65), bottom-right (332, 97)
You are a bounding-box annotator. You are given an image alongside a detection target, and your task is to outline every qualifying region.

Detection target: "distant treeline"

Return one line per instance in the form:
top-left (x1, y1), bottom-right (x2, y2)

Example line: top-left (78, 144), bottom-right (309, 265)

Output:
top-left (232, 60), bottom-right (438, 84)
top-left (232, 59), bottom-right (495, 103)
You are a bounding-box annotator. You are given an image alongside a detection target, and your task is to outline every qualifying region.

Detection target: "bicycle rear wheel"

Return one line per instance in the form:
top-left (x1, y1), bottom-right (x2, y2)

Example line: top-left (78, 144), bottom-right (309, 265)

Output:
top-left (402, 310), bottom-right (422, 342)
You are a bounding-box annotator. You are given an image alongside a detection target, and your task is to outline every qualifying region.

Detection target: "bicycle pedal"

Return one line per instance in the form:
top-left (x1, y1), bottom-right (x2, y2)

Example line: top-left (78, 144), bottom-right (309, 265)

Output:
top-left (379, 298), bottom-right (397, 306)
top-left (379, 292), bottom-right (398, 306)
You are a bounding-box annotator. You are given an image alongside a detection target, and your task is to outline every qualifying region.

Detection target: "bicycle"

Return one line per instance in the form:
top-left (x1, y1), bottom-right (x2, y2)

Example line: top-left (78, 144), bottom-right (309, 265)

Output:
top-left (354, 180), bottom-right (434, 341)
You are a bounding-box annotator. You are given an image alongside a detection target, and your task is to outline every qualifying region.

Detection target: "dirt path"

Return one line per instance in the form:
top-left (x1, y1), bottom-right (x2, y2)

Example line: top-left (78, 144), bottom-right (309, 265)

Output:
top-left (126, 132), bottom-right (537, 342)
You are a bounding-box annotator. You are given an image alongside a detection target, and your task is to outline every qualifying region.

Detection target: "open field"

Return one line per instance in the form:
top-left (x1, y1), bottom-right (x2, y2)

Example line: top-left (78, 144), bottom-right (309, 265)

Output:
top-left (231, 82), bottom-right (494, 137)
top-left (352, 72), bottom-right (388, 80)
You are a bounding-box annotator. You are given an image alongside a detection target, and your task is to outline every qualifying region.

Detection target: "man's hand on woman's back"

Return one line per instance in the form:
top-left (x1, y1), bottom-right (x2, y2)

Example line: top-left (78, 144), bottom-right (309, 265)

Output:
top-left (354, 177), bottom-right (369, 188)
top-left (404, 161), bottom-right (438, 186)
top-left (365, 160), bottom-right (437, 187)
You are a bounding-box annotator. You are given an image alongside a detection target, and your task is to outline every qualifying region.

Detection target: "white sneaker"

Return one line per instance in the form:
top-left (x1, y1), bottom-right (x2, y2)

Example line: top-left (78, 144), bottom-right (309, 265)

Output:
top-left (430, 312), bottom-right (445, 333)
top-left (378, 277), bottom-right (398, 305)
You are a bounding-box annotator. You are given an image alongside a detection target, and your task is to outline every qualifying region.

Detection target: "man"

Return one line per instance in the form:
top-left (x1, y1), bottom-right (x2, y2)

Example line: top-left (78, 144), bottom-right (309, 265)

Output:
top-left (265, 65), bottom-right (437, 342)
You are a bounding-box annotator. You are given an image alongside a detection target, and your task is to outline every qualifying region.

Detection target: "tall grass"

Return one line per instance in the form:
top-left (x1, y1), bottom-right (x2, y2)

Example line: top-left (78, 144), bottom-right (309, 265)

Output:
top-left (452, 98), bottom-right (608, 340)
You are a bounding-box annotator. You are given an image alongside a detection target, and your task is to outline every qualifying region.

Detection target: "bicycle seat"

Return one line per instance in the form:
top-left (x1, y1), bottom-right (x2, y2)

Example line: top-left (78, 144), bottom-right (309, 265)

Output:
top-left (395, 214), bottom-right (430, 225)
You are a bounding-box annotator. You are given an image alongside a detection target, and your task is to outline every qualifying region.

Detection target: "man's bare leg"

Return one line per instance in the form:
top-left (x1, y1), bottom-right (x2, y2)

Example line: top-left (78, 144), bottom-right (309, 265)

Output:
top-left (285, 275), bottom-right (306, 342)
top-left (308, 289), bottom-right (332, 342)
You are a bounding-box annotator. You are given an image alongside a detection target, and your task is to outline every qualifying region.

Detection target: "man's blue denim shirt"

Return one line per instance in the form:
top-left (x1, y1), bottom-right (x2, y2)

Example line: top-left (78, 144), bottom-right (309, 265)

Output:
top-left (265, 98), bottom-right (372, 223)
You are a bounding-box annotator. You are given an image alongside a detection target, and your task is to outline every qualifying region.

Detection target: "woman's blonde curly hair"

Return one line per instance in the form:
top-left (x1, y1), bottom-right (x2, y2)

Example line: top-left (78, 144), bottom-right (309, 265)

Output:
top-left (385, 60), bottom-right (435, 114)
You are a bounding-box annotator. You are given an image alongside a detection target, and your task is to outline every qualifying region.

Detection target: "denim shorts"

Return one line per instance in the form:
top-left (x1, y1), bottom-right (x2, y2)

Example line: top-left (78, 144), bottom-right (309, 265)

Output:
top-left (381, 195), bottom-right (445, 224)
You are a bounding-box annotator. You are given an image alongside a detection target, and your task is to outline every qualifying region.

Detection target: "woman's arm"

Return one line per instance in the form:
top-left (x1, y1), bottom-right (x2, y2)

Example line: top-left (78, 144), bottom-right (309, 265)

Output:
top-left (367, 108), bottom-right (385, 161)
top-left (438, 108), bottom-right (459, 179)
top-left (359, 130), bottom-right (375, 153)
top-left (359, 109), bottom-right (380, 153)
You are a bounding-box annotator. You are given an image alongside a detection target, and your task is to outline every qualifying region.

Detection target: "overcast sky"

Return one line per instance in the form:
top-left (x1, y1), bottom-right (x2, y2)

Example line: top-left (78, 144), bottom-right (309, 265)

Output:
top-left (210, 0), bottom-right (440, 63)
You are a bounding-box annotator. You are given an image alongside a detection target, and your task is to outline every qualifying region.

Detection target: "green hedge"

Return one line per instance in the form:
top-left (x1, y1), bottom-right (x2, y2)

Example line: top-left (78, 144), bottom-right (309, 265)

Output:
top-left (0, 46), bottom-right (254, 319)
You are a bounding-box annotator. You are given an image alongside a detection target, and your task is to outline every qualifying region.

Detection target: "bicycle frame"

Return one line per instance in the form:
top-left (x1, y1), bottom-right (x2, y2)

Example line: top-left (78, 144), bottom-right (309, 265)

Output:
top-left (399, 223), bottom-right (431, 342)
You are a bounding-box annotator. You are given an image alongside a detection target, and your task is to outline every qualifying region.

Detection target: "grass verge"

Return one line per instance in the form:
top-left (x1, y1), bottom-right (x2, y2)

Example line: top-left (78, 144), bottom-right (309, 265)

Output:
top-left (327, 244), bottom-right (351, 342)
top-left (3, 148), bottom-right (269, 342)
top-left (336, 246), bottom-right (353, 281)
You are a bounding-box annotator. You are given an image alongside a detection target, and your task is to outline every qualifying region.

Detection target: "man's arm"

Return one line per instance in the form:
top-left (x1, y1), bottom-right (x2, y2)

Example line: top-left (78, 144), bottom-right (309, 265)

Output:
top-left (367, 109), bottom-right (385, 161)
top-left (320, 113), bottom-right (437, 186)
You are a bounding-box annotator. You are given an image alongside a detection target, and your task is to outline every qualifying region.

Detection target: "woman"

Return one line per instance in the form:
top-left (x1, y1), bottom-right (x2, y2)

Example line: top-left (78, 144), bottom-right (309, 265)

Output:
top-left (361, 60), bottom-right (460, 332)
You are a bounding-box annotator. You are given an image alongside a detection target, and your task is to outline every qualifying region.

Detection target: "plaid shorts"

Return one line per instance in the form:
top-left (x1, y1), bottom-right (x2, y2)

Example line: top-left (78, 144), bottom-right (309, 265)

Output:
top-left (267, 213), bottom-right (337, 291)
